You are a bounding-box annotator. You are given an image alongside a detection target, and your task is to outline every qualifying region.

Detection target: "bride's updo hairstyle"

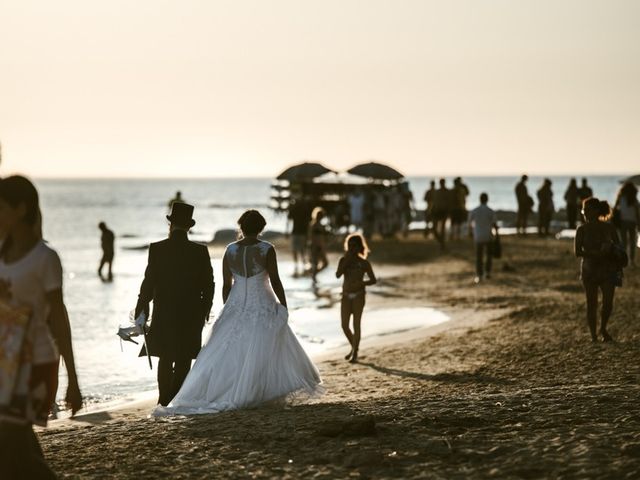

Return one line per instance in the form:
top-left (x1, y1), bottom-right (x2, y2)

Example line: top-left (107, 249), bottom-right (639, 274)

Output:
top-left (237, 209), bottom-right (266, 238)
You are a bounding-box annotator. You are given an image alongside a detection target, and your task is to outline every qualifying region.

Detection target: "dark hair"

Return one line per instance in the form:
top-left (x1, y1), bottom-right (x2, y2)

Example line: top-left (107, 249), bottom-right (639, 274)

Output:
top-left (0, 176), bottom-right (40, 226)
top-left (237, 209), bottom-right (266, 237)
top-left (480, 192), bottom-right (489, 204)
top-left (619, 182), bottom-right (638, 205)
top-left (582, 197), bottom-right (611, 221)
top-left (344, 233), bottom-right (370, 259)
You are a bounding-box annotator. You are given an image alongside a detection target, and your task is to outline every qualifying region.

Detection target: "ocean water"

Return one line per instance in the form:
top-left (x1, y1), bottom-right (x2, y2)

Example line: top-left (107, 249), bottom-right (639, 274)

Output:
top-left (33, 175), bottom-right (626, 408)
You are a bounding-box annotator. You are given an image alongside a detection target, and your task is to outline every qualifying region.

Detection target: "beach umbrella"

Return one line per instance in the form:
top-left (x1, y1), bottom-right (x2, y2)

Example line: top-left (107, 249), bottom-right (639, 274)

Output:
top-left (347, 161), bottom-right (404, 180)
top-left (276, 162), bottom-right (335, 182)
top-left (621, 174), bottom-right (640, 185)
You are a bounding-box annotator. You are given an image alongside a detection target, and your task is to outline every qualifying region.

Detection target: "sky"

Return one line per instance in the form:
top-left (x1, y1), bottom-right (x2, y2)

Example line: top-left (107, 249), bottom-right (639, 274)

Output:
top-left (1, 0), bottom-right (639, 178)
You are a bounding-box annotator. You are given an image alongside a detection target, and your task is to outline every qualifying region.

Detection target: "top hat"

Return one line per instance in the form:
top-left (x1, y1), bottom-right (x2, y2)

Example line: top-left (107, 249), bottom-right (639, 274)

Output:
top-left (166, 202), bottom-right (196, 228)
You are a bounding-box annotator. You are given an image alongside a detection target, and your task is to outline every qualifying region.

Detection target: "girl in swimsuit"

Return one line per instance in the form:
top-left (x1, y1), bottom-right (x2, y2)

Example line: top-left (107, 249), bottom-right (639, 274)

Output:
top-left (336, 233), bottom-right (377, 363)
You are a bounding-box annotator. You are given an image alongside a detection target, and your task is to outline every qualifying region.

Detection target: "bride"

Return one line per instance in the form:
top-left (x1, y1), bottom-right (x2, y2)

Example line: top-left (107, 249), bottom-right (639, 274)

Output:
top-left (154, 210), bottom-right (322, 415)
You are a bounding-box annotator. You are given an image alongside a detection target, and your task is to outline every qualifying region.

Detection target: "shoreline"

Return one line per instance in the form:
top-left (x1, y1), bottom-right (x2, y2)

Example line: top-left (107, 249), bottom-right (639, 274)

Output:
top-left (47, 301), bottom-right (502, 430)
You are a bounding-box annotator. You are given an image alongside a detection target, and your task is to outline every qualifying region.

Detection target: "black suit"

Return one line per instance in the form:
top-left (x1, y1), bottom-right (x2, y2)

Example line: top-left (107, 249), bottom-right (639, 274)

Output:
top-left (135, 229), bottom-right (214, 406)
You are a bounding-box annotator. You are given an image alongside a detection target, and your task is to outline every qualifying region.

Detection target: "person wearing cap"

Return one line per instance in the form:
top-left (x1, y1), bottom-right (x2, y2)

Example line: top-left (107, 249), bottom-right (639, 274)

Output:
top-left (134, 202), bottom-right (214, 406)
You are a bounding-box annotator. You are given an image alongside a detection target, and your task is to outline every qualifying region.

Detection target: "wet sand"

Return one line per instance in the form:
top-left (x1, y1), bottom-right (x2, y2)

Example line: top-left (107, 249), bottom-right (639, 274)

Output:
top-left (40, 235), bottom-right (640, 479)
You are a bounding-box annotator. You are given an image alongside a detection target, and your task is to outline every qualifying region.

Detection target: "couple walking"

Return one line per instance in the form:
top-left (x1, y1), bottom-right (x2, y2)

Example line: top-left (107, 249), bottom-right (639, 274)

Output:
top-left (135, 203), bottom-right (321, 415)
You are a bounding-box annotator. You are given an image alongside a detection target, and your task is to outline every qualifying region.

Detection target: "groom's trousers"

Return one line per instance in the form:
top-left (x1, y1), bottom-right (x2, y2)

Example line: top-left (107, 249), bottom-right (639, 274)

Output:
top-left (157, 357), bottom-right (191, 406)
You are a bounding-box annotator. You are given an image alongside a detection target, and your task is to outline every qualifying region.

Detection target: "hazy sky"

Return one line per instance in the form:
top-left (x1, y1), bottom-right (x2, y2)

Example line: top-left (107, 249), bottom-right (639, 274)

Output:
top-left (1, 0), bottom-right (639, 178)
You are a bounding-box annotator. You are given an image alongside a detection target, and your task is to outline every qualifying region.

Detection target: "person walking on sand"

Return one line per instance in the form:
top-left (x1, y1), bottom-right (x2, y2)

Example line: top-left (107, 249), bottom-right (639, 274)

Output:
top-left (450, 177), bottom-right (470, 241)
top-left (287, 198), bottom-right (311, 275)
top-left (564, 178), bottom-right (580, 229)
top-left (469, 193), bottom-right (498, 284)
top-left (0, 176), bottom-right (83, 479)
top-left (153, 210), bottom-right (321, 416)
top-left (98, 221), bottom-right (115, 281)
top-left (336, 233), bottom-right (377, 363)
top-left (578, 178), bottom-right (593, 204)
top-left (575, 198), bottom-right (623, 342)
top-left (309, 207), bottom-right (329, 284)
top-left (134, 202), bottom-right (214, 406)
top-left (614, 182), bottom-right (640, 266)
top-left (423, 180), bottom-right (436, 237)
top-left (515, 175), bottom-right (533, 235)
top-left (431, 179), bottom-right (450, 250)
top-left (537, 179), bottom-right (555, 237)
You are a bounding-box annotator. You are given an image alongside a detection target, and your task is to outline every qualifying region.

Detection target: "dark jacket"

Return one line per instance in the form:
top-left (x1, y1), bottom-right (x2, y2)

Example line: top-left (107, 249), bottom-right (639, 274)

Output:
top-left (135, 230), bottom-right (214, 359)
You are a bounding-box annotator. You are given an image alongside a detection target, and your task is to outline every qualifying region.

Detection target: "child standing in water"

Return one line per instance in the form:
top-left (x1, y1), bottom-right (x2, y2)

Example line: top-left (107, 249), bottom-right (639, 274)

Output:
top-left (336, 233), bottom-right (377, 363)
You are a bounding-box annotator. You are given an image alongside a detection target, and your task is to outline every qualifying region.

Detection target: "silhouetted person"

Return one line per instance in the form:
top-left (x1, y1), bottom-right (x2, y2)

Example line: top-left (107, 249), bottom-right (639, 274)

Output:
top-left (287, 198), bottom-right (312, 275)
top-left (614, 182), bottom-right (640, 266)
top-left (98, 221), bottom-right (115, 280)
top-left (575, 198), bottom-right (621, 342)
top-left (469, 193), bottom-right (498, 283)
top-left (564, 178), bottom-right (579, 229)
top-left (336, 233), bottom-right (376, 364)
top-left (515, 175), bottom-right (532, 235)
top-left (431, 179), bottom-right (450, 250)
top-left (134, 202), bottom-right (214, 406)
top-left (348, 188), bottom-right (366, 232)
top-left (168, 190), bottom-right (184, 209)
top-left (423, 180), bottom-right (436, 237)
top-left (578, 178), bottom-right (593, 203)
top-left (450, 177), bottom-right (469, 240)
top-left (309, 207), bottom-right (329, 284)
top-left (537, 179), bottom-right (555, 236)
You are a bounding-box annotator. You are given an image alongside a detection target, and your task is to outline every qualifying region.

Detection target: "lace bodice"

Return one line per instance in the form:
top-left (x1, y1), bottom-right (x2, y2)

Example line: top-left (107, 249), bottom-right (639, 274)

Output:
top-left (225, 241), bottom-right (273, 278)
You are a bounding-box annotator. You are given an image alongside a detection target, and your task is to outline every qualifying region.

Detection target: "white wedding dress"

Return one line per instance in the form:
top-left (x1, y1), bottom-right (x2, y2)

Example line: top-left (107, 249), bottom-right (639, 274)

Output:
top-left (153, 240), bottom-right (322, 416)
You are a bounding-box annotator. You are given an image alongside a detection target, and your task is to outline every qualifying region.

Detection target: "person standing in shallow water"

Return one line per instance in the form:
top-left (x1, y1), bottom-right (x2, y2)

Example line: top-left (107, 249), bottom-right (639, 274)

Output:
top-left (336, 233), bottom-right (377, 363)
top-left (98, 221), bottom-right (115, 280)
top-left (574, 198), bottom-right (621, 342)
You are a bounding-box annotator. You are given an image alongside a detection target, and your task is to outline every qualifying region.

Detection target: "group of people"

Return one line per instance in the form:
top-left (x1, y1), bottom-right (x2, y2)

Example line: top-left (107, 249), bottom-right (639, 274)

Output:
top-left (423, 177), bottom-right (470, 249)
top-left (515, 175), bottom-right (596, 235)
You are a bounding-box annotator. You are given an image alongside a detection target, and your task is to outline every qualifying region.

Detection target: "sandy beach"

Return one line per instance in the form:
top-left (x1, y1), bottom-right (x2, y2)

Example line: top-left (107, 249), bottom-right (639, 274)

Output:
top-left (40, 235), bottom-right (640, 479)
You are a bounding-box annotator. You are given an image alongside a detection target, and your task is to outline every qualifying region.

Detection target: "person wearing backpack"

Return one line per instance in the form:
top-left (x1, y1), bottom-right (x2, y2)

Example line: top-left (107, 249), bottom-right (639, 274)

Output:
top-left (574, 198), bottom-right (624, 342)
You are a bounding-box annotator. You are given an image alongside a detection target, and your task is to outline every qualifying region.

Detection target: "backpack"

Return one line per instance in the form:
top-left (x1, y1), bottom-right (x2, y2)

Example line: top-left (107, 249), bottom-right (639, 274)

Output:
top-left (610, 243), bottom-right (629, 270)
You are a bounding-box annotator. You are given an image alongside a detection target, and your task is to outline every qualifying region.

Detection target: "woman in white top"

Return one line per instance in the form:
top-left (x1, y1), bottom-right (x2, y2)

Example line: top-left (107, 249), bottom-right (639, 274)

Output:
top-left (0, 176), bottom-right (82, 478)
top-left (614, 182), bottom-right (640, 266)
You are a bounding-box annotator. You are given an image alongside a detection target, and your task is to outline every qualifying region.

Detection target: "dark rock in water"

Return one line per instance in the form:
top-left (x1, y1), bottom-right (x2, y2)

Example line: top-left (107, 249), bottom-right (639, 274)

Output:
top-left (316, 415), bottom-right (377, 437)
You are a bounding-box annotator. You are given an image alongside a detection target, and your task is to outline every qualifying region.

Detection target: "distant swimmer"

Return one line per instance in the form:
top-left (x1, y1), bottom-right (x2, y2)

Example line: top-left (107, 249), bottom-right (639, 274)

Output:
top-left (168, 191), bottom-right (185, 209)
top-left (98, 222), bottom-right (115, 281)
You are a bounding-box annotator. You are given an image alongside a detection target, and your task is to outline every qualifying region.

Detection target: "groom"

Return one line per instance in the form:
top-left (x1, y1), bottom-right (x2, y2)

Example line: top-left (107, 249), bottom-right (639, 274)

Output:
top-left (135, 202), bottom-right (214, 406)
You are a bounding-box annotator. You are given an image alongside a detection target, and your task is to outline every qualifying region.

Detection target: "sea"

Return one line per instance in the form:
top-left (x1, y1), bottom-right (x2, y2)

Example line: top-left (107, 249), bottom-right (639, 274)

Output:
top-left (34, 175), bottom-right (627, 410)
